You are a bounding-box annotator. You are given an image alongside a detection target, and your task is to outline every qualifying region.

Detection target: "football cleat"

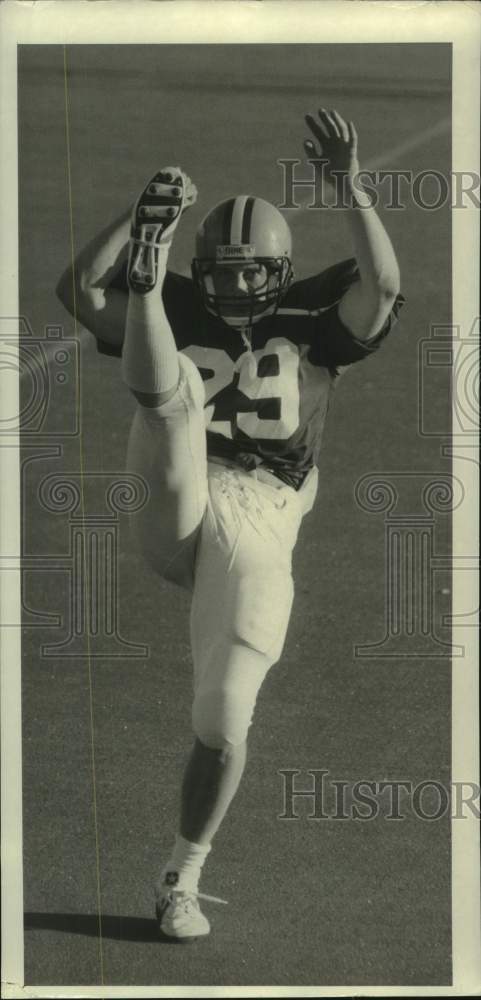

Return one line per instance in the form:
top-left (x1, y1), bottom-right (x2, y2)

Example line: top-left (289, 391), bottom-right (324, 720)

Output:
top-left (128, 167), bottom-right (196, 293)
top-left (192, 195), bottom-right (293, 327)
top-left (154, 871), bottom-right (227, 942)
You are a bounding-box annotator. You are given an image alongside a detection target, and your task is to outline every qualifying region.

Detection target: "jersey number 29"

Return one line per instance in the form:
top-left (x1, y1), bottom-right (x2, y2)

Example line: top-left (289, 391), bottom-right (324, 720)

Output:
top-left (183, 337), bottom-right (300, 441)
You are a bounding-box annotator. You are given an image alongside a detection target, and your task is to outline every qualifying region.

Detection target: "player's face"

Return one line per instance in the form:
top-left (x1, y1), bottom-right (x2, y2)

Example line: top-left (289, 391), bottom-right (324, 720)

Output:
top-left (209, 262), bottom-right (270, 321)
top-left (192, 253), bottom-right (292, 327)
top-left (211, 262), bottom-right (269, 297)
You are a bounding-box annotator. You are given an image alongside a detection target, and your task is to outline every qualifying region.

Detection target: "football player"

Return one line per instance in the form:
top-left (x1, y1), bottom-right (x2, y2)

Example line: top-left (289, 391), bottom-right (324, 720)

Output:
top-left (56, 108), bottom-right (403, 940)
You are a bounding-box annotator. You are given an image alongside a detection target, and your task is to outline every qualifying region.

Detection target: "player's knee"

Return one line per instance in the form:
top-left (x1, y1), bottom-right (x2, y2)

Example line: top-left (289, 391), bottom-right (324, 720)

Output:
top-left (128, 353), bottom-right (205, 424)
top-left (192, 687), bottom-right (255, 750)
top-left (174, 352), bottom-right (206, 414)
top-left (135, 529), bottom-right (196, 591)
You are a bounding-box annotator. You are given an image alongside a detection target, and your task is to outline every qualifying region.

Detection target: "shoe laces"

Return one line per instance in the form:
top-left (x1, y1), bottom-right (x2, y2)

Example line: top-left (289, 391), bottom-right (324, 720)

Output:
top-left (165, 887), bottom-right (228, 908)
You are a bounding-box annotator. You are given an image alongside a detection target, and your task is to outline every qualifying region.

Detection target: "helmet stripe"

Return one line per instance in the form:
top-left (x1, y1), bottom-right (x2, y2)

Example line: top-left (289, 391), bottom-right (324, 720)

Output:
top-left (241, 196), bottom-right (255, 244)
top-left (230, 195), bottom-right (249, 243)
top-left (222, 199), bottom-right (236, 244)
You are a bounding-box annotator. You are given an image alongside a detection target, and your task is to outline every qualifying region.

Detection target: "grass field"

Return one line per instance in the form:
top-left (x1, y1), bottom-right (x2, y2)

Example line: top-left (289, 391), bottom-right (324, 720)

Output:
top-left (18, 42), bottom-right (453, 986)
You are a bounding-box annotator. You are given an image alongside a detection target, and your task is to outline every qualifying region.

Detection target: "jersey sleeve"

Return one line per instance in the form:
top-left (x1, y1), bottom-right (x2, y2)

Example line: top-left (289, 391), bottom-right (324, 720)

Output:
top-left (316, 291), bottom-right (405, 368)
top-left (293, 258), bottom-right (405, 368)
top-left (286, 257), bottom-right (360, 311)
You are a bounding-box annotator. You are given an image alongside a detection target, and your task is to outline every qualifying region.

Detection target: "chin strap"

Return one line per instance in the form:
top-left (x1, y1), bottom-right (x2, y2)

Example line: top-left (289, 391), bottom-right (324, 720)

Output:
top-left (239, 326), bottom-right (253, 353)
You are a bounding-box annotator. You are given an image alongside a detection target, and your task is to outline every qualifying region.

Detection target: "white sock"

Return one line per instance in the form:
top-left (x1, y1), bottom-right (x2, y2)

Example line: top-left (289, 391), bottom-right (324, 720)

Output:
top-left (162, 835), bottom-right (211, 892)
top-left (122, 249), bottom-right (180, 397)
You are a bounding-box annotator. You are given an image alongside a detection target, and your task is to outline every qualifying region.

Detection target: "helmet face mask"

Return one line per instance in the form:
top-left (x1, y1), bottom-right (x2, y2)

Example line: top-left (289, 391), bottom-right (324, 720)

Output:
top-left (192, 255), bottom-right (293, 327)
top-left (192, 196), bottom-right (293, 328)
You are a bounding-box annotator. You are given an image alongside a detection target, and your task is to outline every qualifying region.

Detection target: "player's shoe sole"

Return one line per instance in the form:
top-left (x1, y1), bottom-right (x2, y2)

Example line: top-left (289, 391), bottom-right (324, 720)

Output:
top-left (128, 166), bottom-right (186, 294)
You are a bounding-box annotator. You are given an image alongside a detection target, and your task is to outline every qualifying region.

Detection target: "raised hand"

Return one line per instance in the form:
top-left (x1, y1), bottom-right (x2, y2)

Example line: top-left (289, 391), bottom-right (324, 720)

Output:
top-left (304, 108), bottom-right (359, 191)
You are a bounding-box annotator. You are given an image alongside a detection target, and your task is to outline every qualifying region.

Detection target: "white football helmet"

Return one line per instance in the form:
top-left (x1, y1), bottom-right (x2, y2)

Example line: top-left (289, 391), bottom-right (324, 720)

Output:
top-left (192, 195), bottom-right (293, 327)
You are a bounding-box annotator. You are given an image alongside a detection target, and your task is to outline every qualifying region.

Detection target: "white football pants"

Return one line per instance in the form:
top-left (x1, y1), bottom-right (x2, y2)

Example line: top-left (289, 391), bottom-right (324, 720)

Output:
top-left (126, 353), bottom-right (318, 749)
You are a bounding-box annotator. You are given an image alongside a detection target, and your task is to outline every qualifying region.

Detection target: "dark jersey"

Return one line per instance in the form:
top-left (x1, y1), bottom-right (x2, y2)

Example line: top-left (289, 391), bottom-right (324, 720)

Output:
top-left (100, 259), bottom-right (404, 489)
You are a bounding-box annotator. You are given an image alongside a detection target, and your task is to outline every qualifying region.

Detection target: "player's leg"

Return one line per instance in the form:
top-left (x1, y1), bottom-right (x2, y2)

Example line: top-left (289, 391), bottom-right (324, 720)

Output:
top-left (188, 473), bottom-right (299, 831)
top-left (156, 654), bottom-right (275, 939)
top-left (125, 356), bottom-right (207, 588)
top-left (155, 469), bottom-right (307, 938)
top-left (180, 733), bottom-right (247, 845)
top-left (122, 168), bottom-right (206, 588)
top-left (182, 467), bottom-right (319, 842)
top-left (178, 644), bottom-right (265, 844)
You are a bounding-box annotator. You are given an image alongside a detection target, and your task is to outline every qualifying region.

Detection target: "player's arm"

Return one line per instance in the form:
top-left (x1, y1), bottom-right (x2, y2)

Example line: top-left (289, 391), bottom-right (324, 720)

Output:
top-left (304, 108), bottom-right (400, 343)
top-left (56, 208), bottom-right (131, 349)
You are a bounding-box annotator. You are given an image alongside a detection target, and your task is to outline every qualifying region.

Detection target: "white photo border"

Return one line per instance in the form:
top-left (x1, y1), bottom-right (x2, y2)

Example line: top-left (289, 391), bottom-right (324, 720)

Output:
top-left (0, 1), bottom-right (479, 996)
